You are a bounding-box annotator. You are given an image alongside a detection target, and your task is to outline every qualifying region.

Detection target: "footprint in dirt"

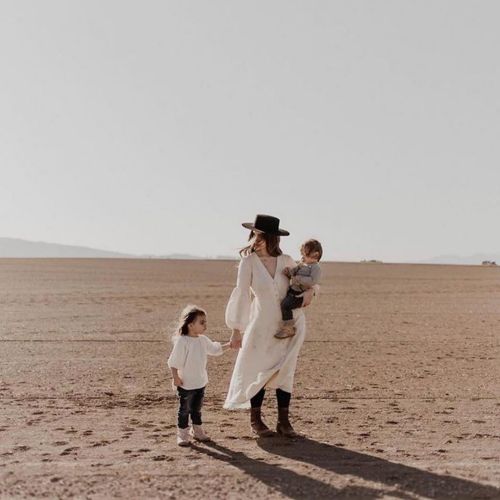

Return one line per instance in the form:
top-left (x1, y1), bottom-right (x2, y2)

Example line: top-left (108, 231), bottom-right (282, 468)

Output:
top-left (13, 445), bottom-right (30, 452)
top-left (91, 440), bottom-right (111, 447)
top-left (52, 441), bottom-right (69, 446)
top-left (82, 430), bottom-right (93, 436)
top-left (152, 455), bottom-right (174, 461)
top-left (60, 447), bottom-right (79, 456)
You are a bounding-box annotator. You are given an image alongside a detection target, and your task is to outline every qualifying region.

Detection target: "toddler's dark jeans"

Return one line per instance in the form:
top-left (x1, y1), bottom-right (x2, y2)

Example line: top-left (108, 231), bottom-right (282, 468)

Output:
top-left (177, 386), bottom-right (205, 429)
top-left (281, 288), bottom-right (304, 321)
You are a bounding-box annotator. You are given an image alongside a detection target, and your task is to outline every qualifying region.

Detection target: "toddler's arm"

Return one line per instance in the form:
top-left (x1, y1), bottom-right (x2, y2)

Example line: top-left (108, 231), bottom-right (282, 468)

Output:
top-left (292, 266), bottom-right (322, 288)
top-left (283, 264), bottom-right (300, 278)
top-left (204, 336), bottom-right (227, 356)
top-left (170, 367), bottom-right (183, 387)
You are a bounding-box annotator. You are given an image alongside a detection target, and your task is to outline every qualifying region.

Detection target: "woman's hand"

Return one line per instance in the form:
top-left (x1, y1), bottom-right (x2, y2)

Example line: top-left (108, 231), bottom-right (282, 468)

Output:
top-left (230, 329), bottom-right (242, 349)
top-left (301, 288), bottom-right (315, 308)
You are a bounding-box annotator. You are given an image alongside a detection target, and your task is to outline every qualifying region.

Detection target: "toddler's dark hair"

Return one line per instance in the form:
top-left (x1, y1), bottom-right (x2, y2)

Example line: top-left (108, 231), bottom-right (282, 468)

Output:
top-left (302, 239), bottom-right (323, 261)
top-left (176, 305), bottom-right (207, 336)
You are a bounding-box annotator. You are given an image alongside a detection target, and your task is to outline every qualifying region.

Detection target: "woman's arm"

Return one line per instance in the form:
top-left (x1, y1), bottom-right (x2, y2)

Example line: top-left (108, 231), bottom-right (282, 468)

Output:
top-left (230, 329), bottom-right (242, 349)
top-left (301, 289), bottom-right (314, 307)
top-left (225, 257), bottom-right (252, 335)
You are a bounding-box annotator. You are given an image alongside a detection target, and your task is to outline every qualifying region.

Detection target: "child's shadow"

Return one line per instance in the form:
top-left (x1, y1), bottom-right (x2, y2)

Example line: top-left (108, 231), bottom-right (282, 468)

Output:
top-left (192, 437), bottom-right (500, 499)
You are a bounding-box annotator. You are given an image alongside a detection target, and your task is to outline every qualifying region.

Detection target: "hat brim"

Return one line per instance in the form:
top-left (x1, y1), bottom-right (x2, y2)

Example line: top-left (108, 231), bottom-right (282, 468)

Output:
top-left (241, 222), bottom-right (290, 236)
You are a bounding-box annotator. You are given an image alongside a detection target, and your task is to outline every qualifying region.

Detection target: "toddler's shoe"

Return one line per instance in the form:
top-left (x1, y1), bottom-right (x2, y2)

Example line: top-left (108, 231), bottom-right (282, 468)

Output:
top-left (190, 424), bottom-right (211, 442)
top-left (177, 427), bottom-right (191, 446)
top-left (274, 323), bottom-right (296, 339)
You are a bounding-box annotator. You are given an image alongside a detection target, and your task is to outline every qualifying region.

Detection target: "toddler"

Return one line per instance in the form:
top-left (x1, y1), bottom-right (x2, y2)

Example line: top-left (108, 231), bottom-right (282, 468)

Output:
top-left (168, 305), bottom-right (230, 446)
top-left (275, 239), bottom-right (322, 339)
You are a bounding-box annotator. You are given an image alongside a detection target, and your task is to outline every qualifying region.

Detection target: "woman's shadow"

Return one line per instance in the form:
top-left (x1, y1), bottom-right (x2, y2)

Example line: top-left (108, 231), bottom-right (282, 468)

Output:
top-left (192, 436), bottom-right (499, 499)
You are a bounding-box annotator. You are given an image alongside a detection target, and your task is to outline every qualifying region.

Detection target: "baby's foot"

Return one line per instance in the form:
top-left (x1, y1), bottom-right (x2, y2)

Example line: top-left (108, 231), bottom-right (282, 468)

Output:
top-left (274, 324), bottom-right (296, 339)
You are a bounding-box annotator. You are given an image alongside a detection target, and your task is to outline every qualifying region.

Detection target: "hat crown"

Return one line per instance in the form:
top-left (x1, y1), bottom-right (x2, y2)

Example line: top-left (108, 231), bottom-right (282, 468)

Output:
top-left (253, 214), bottom-right (281, 233)
top-left (241, 214), bottom-right (289, 236)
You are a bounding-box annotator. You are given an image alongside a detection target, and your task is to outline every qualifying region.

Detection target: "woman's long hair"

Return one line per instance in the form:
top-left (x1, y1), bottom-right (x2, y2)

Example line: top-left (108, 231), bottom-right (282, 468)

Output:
top-left (239, 231), bottom-right (282, 257)
top-left (172, 305), bottom-right (206, 340)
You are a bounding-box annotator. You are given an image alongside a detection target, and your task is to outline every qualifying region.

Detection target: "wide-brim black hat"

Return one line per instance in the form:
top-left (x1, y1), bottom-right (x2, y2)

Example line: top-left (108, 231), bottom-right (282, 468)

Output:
top-left (242, 214), bottom-right (290, 236)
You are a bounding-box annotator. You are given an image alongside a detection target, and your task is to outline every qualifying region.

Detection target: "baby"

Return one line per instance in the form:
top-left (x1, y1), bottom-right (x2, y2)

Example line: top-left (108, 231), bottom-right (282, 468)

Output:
top-left (275, 239), bottom-right (322, 339)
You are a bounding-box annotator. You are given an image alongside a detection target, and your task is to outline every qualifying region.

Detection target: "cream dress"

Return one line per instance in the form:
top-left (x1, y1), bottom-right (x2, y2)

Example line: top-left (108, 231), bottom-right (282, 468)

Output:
top-left (224, 252), bottom-right (306, 409)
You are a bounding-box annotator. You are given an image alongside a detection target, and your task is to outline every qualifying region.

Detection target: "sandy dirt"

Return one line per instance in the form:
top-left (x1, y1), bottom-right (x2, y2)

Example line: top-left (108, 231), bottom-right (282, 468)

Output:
top-left (0, 258), bottom-right (499, 499)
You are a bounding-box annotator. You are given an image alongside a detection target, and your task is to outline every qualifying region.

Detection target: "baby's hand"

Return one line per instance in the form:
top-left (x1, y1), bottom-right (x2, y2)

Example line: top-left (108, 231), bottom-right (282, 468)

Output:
top-left (283, 267), bottom-right (292, 278)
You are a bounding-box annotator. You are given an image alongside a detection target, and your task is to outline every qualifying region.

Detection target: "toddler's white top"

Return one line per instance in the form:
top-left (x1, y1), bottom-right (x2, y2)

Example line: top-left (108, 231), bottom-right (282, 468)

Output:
top-left (167, 334), bottom-right (223, 390)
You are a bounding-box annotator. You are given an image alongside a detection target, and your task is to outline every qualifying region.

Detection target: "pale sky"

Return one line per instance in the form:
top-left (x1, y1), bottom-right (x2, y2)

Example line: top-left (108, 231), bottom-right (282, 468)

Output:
top-left (1, 1), bottom-right (499, 262)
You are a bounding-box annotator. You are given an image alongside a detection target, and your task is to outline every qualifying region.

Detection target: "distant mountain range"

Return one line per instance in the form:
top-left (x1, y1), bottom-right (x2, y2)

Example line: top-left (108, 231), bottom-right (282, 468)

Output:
top-left (0, 238), bottom-right (132, 258)
top-left (0, 238), bottom-right (497, 264)
top-left (0, 238), bottom-right (235, 260)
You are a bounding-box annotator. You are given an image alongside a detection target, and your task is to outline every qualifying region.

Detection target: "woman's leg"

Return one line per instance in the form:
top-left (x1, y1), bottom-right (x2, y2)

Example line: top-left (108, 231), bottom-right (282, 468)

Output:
top-left (276, 388), bottom-right (291, 408)
top-left (250, 388), bottom-right (266, 408)
top-left (249, 388), bottom-right (273, 437)
top-left (276, 389), bottom-right (298, 437)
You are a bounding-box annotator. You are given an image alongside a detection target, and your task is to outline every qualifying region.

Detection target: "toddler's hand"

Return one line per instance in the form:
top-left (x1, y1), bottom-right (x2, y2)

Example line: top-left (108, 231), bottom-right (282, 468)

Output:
top-left (173, 376), bottom-right (183, 387)
top-left (283, 267), bottom-right (292, 278)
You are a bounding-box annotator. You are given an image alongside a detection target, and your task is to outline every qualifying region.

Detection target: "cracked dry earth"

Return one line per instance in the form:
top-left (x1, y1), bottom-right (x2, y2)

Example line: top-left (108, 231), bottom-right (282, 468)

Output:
top-left (0, 258), bottom-right (499, 499)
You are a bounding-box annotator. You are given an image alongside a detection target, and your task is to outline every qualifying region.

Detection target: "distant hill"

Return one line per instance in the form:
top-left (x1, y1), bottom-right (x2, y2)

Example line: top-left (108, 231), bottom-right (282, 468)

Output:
top-left (148, 253), bottom-right (204, 260)
top-left (0, 238), bottom-right (133, 258)
top-left (420, 253), bottom-right (500, 265)
top-left (0, 238), bottom-right (238, 260)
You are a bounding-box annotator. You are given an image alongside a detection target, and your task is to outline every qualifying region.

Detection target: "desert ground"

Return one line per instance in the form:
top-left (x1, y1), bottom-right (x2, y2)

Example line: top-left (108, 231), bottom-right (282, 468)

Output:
top-left (0, 258), bottom-right (499, 499)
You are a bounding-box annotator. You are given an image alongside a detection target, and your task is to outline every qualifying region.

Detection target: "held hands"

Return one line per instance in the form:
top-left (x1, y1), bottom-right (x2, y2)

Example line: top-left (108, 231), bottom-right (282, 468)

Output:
top-left (229, 329), bottom-right (242, 349)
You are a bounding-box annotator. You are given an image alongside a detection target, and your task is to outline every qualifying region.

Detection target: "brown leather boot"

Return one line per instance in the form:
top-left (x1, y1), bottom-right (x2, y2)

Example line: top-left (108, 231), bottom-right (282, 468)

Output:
top-left (250, 407), bottom-right (274, 437)
top-left (276, 407), bottom-right (299, 438)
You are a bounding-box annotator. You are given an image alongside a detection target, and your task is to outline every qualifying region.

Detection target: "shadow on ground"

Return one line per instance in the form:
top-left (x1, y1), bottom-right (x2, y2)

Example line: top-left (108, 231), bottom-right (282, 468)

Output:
top-left (191, 436), bottom-right (499, 499)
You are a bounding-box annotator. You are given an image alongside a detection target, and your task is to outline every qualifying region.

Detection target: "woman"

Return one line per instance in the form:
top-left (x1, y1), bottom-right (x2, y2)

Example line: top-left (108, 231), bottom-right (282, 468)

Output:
top-left (224, 214), bottom-right (315, 438)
